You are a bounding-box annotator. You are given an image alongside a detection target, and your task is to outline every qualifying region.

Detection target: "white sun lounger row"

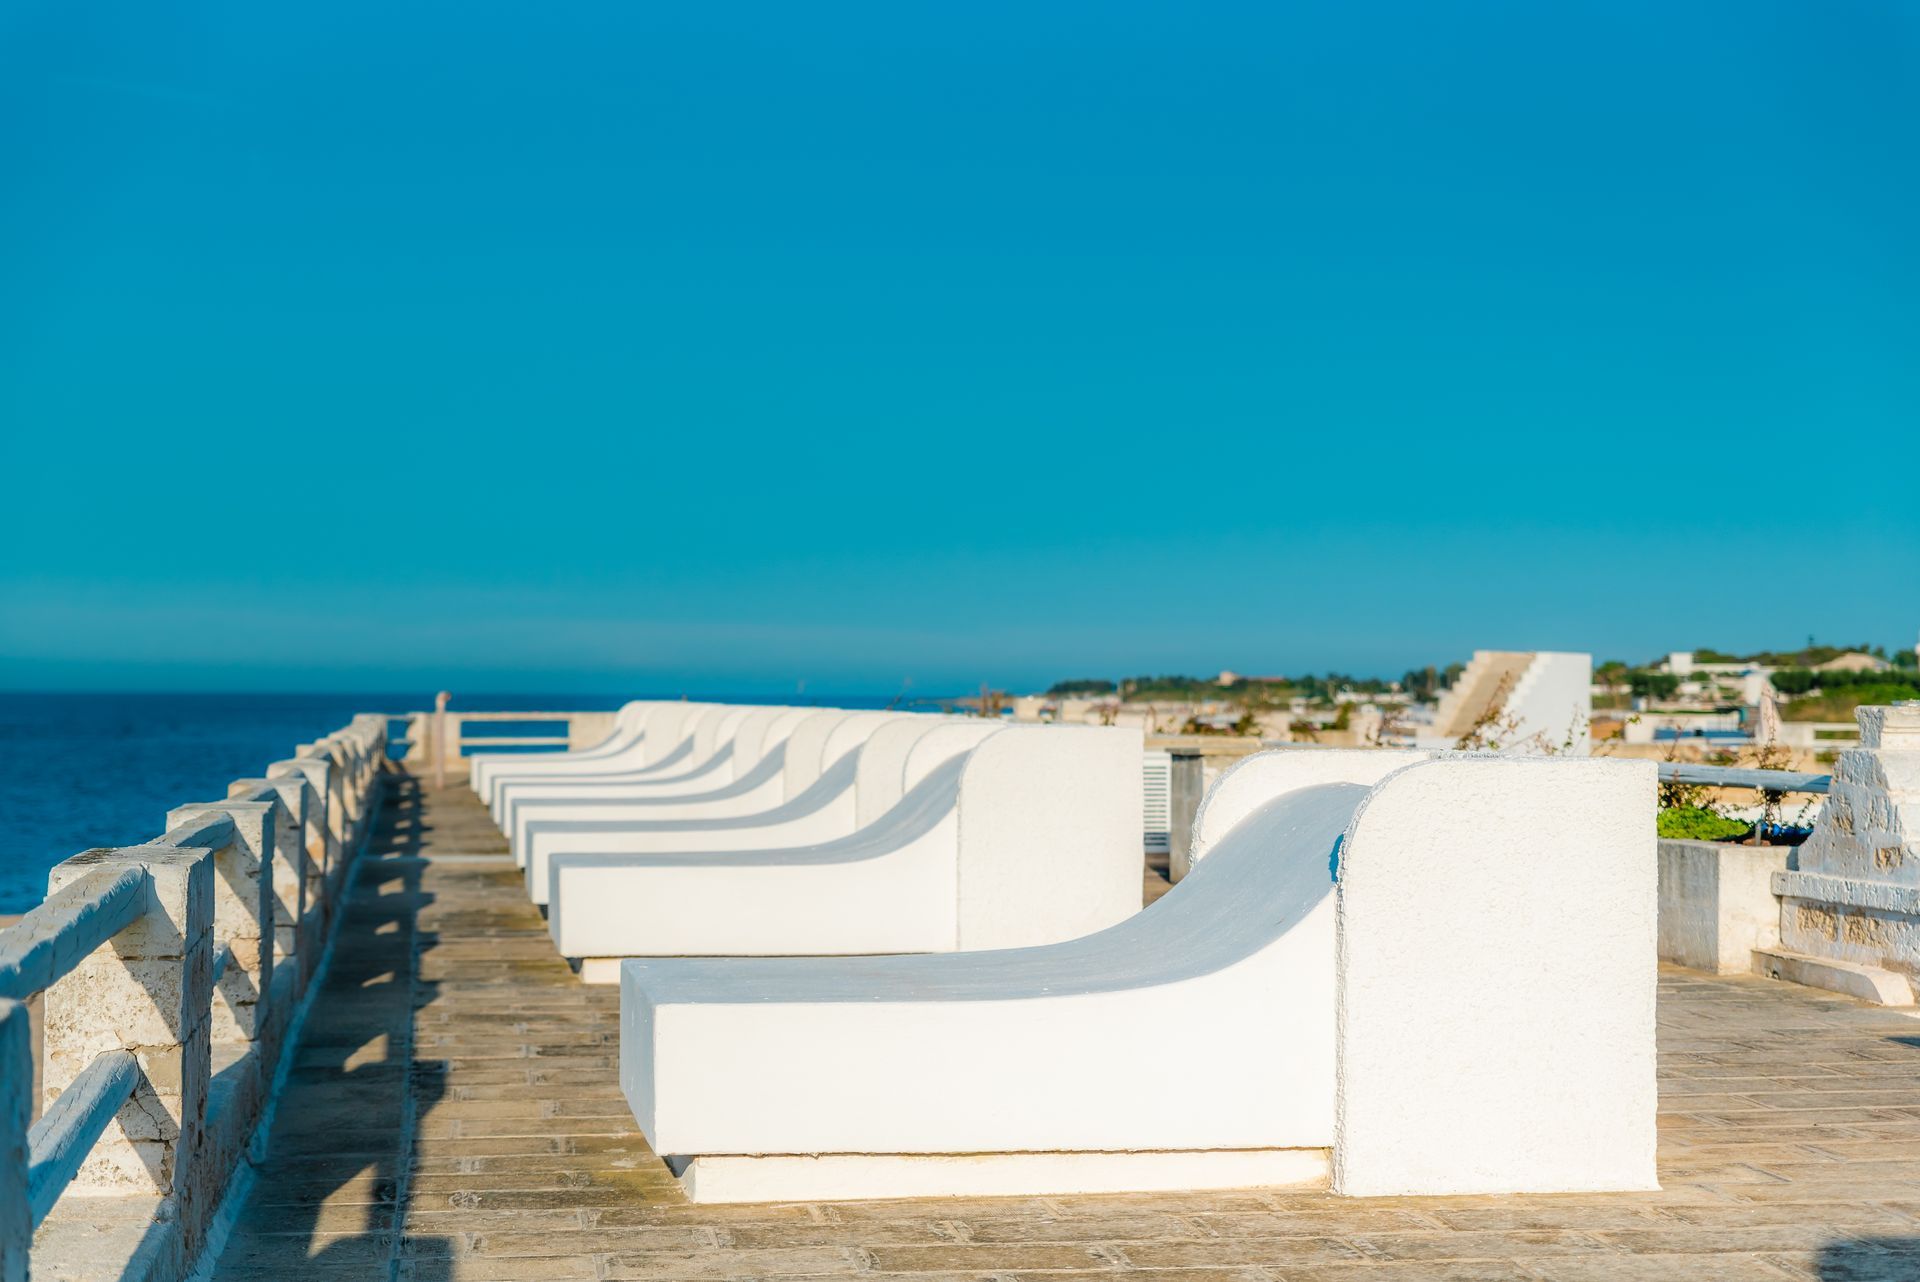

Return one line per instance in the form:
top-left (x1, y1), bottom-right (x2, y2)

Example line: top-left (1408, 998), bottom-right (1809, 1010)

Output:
top-left (617, 748), bottom-right (1660, 1203)
top-left (470, 702), bottom-right (1150, 981)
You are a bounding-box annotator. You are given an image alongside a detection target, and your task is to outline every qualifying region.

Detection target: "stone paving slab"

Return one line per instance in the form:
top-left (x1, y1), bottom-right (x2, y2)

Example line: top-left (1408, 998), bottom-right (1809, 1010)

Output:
top-left (204, 777), bottom-right (1920, 1281)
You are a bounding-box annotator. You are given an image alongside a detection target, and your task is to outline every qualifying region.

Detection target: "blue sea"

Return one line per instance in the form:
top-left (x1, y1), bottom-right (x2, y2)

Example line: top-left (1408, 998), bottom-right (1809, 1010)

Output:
top-left (0, 692), bottom-right (921, 914)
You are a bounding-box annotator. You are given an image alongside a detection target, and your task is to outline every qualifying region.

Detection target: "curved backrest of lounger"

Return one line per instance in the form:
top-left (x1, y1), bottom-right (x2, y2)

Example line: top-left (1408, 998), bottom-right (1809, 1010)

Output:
top-left (779, 711), bottom-right (856, 795)
top-left (550, 721), bottom-right (1144, 958)
top-left (640, 702), bottom-right (713, 767)
top-left (852, 716), bottom-right (960, 827)
top-left (482, 701), bottom-right (662, 814)
top-left (730, 706), bottom-right (806, 776)
top-left (471, 698), bottom-right (659, 793)
top-left (819, 712), bottom-right (917, 786)
top-left (515, 736), bottom-right (794, 828)
top-left (522, 740), bottom-right (863, 905)
top-left (1189, 748), bottom-right (1432, 871)
top-left (691, 706), bottom-right (751, 768)
top-left (546, 749), bottom-right (860, 850)
top-left (489, 704), bottom-right (710, 826)
top-left (951, 725), bottom-right (1144, 947)
top-left (620, 774), bottom-right (1363, 1157)
top-left (505, 703), bottom-right (762, 798)
top-left (582, 699), bottom-right (654, 754)
top-left (901, 722), bottom-right (1003, 789)
top-left (510, 736), bottom-right (802, 875)
top-left (548, 755), bottom-right (975, 958)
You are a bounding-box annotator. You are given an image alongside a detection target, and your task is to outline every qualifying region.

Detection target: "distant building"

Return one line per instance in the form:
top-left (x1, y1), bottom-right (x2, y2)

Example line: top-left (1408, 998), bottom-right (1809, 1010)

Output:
top-left (1414, 651), bottom-right (1592, 755)
top-left (1217, 670), bottom-right (1287, 686)
top-left (1813, 652), bottom-right (1893, 674)
top-left (1658, 651), bottom-right (1750, 677)
top-left (1662, 647), bottom-right (1894, 678)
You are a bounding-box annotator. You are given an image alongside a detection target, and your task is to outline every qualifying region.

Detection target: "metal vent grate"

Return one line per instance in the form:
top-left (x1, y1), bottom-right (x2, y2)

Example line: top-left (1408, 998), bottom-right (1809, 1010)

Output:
top-left (1142, 749), bottom-right (1171, 854)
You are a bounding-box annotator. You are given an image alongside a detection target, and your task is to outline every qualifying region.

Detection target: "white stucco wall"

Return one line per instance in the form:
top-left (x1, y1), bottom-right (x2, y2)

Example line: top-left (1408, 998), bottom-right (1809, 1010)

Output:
top-left (1333, 756), bottom-right (1657, 1196)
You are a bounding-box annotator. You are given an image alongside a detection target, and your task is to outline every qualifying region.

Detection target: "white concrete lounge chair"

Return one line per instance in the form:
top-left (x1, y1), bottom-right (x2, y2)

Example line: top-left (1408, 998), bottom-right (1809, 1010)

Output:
top-left (547, 725), bottom-right (1142, 976)
top-left (497, 706), bottom-right (811, 843)
top-left (478, 700), bottom-right (706, 814)
top-left (504, 704), bottom-right (755, 813)
top-left (470, 699), bottom-right (657, 797)
top-left (509, 707), bottom-right (865, 866)
top-left (619, 750), bottom-right (1658, 1203)
top-left (489, 702), bottom-right (729, 824)
top-left (520, 711), bottom-right (936, 906)
top-left (487, 701), bottom-right (717, 823)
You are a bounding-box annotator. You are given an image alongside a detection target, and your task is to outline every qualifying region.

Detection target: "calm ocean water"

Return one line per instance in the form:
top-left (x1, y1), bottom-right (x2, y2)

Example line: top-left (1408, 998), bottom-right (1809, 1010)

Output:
top-left (0, 691), bottom-right (914, 914)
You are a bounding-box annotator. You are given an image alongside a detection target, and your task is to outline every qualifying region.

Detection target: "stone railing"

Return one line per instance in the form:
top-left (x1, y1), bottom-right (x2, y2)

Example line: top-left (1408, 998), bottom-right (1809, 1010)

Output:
top-left (0, 713), bottom-right (388, 1282)
top-left (392, 707), bottom-right (619, 767)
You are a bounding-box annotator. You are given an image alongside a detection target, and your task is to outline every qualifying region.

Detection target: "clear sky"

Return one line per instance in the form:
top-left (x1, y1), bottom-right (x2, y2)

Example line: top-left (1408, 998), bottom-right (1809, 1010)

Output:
top-left (2, 2), bottom-right (1915, 695)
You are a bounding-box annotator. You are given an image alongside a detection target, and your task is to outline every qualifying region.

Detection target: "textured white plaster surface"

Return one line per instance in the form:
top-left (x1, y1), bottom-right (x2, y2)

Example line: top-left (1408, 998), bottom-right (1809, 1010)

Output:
top-left (470, 700), bottom-right (649, 793)
top-left (501, 715), bottom-right (757, 846)
top-left (621, 749), bottom-right (1658, 1202)
top-left (621, 777), bottom-right (1356, 1162)
top-left (490, 703), bottom-right (712, 822)
top-left (1333, 756), bottom-right (1658, 1196)
top-left (522, 715), bottom-right (934, 906)
top-left (548, 726), bottom-right (1141, 961)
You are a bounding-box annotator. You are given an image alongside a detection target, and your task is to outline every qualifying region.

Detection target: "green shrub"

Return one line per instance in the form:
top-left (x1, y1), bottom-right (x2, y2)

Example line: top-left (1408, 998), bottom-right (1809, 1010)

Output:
top-left (1784, 682), bottom-right (1920, 722)
top-left (1629, 670), bottom-right (1681, 699)
top-left (1657, 806), bottom-right (1752, 842)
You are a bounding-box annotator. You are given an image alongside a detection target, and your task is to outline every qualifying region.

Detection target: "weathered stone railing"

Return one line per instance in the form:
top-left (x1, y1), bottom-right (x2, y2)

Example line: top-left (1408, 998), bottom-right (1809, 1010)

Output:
top-left (0, 713), bottom-right (388, 1282)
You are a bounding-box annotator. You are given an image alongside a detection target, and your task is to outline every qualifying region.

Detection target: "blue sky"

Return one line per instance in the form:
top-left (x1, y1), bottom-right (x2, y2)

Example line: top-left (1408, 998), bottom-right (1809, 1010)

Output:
top-left (2, 1), bottom-right (1915, 695)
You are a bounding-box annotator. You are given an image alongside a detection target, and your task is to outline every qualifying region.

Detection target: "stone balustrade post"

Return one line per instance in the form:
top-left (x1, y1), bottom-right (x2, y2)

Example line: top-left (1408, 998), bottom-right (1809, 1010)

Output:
top-left (281, 752), bottom-right (342, 890)
top-left (1, 998), bottom-right (28, 1282)
top-left (41, 846), bottom-right (213, 1252)
top-left (350, 714), bottom-right (390, 793)
top-left (402, 712), bottom-right (428, 763)
top-left (269, 758), bottom-right (333, 914)
top-left (312, 739), bottom-right (354, 864)
top-left (230, 778), bottom-right (309, 969)
top-left (301, 739), bottom-right (354, 851)
top-left (163, 804), bottom-right (277, 1044)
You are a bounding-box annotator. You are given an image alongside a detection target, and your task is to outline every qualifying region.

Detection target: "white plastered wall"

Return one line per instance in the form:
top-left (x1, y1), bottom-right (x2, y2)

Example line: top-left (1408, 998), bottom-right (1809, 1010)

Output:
top-left (1333, 755), bottom-right (1657, 1196)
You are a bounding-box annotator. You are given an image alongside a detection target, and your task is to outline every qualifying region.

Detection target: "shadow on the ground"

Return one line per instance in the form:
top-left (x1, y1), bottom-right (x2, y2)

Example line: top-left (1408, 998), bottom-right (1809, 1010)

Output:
top-left (208, 773), bottom-right (449, 1280)
top-left (1817, 1238), bottom-right (1920, 1280)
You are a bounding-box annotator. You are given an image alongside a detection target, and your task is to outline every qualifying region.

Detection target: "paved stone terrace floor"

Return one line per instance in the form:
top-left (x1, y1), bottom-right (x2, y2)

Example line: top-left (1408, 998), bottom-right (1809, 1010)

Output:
top-left (204, 774), bottom-right (1920, 1282)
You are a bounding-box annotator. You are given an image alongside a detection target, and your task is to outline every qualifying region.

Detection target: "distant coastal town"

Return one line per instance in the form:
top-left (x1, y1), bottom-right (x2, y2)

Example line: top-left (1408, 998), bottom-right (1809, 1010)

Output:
top-left (991, 637), bottom-right (1920, 760)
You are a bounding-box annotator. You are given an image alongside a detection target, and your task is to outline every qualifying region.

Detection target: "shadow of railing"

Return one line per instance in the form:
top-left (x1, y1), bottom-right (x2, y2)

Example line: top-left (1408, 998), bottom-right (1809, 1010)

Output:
top-left (204, 775), bottom-right (449, 1280)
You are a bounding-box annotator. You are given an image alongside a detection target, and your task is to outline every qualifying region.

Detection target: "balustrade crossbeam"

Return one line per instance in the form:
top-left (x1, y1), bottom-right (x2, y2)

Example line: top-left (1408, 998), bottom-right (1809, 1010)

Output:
top-left (25, 1051), bottom-right (140, 1227)
top-left (153, 812), bottom-right (238, 856)
top-left (0, 867), bottom-right (148, 1003)
top-left (1655, 762), bottom-right (1832, 793)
